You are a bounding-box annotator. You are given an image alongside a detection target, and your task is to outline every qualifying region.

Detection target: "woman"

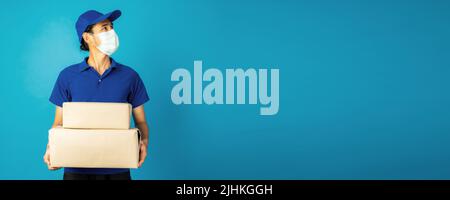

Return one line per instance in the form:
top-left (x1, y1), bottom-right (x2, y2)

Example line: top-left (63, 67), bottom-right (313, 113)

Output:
top-left (43, 10), bottom-right (149, 180)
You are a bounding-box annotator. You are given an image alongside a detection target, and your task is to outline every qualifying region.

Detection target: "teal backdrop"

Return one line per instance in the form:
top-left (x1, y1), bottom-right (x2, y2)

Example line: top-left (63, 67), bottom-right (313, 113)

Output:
top-left (0, 0), bottom-right (449, 179)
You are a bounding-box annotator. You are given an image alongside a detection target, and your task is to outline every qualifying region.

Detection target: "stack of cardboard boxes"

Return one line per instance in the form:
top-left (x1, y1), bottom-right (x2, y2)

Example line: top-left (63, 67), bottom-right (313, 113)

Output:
top-left (48, 102), bottom-right (140, 168)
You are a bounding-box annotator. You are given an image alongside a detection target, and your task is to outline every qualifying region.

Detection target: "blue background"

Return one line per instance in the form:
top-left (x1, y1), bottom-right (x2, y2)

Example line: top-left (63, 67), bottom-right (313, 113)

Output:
top-left (0, 0), bottom-right (449, 180)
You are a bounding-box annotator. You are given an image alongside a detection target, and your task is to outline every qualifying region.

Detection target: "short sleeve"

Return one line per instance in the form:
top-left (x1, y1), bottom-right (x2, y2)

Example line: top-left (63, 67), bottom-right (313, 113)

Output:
top-left (49, 72), bottom-right (71, 107)
top-left (128, 73), bottom-right (149, 108)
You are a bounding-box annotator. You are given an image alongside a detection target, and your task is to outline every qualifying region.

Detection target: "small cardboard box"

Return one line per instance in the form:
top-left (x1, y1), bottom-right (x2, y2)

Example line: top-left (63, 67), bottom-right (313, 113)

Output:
top-left (49, 127), bottom-right (140, 168)
top-left (63, 102), bottom-right (132, 129)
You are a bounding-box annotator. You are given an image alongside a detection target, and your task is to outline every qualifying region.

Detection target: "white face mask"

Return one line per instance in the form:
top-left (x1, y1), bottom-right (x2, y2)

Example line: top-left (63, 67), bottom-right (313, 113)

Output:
top-left (95, 29), bottom-right (119, 56)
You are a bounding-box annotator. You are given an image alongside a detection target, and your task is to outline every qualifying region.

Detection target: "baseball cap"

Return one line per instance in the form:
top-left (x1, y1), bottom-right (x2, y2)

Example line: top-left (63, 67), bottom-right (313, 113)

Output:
top-left (75, 10), bottom-right (121, 43)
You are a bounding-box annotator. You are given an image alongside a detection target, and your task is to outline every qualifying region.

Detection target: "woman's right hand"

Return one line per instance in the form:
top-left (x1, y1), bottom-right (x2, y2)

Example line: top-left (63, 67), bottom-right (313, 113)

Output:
top-left (43, 144), bottom-right (61, 171)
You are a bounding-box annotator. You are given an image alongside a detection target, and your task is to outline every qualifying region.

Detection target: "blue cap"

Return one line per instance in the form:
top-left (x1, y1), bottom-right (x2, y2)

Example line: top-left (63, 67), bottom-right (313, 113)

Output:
top-left (75, 10), bottom-right (121, 43)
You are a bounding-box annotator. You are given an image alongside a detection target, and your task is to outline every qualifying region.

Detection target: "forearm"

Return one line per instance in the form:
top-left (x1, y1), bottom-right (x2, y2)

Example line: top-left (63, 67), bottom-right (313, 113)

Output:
top-left (51, 106), bottom-right (63, 129)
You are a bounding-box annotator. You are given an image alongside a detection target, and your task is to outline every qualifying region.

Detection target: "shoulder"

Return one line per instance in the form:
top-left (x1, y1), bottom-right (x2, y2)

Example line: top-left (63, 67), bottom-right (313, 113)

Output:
top-left (56, 63), bottom-right (81, 82)
top-left (115, 62), bottom-right (140, 78)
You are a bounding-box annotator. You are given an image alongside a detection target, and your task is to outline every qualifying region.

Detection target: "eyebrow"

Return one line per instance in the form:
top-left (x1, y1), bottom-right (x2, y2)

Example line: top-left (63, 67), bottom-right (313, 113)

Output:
top-left (101, 22), bottom-right (113, 27)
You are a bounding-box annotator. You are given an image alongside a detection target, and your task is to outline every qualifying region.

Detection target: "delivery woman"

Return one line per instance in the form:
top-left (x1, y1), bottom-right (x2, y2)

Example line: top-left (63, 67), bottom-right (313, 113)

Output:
top-left (43, 10), bottom-right (150, 180)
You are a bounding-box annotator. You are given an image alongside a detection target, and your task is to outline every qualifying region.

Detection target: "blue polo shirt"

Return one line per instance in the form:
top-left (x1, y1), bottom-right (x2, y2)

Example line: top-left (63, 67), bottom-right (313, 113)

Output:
top-left (49, 57), bottom-right (149, 175)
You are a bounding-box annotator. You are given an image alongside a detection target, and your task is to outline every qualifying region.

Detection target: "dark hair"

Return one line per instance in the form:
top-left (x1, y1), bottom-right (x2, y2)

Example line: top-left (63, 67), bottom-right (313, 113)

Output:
top-left (80, 25), bottom-right (94, 51)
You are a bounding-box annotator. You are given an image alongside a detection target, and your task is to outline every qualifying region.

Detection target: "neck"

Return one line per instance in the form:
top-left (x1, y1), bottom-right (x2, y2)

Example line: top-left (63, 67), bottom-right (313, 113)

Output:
top-left (87, 50), bottom-right (110, 73)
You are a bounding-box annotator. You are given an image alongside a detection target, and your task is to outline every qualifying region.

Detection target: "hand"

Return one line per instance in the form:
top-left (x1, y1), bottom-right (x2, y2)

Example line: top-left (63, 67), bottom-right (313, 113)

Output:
top-left (43, 145), bottom-right (61, 171)
top-left (138, 140), bottom-right (148, 168)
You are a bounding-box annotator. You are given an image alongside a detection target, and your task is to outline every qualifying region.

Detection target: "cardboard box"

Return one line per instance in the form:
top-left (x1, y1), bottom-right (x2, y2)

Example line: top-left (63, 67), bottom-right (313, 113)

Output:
top-left (63, 102), bottom-right (132, 129)
top-left (49, 127), bottom-right (140, 168)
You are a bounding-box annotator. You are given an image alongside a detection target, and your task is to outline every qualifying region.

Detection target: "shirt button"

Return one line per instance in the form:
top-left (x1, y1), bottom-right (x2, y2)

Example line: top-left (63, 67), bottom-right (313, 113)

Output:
top-left (98, 79), bottom-right (102, 82)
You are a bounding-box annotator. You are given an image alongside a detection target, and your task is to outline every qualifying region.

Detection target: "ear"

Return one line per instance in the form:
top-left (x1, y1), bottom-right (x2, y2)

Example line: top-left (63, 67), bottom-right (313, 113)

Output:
top-left (82, 32), bottom-right (92, 44)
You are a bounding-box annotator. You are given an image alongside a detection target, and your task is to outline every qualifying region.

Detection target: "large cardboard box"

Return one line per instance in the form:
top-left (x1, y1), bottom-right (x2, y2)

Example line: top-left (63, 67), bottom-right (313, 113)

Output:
top-left (49, 127), bottom-right (140, 168)
top-left (63, 102), bottom-right (132, 129)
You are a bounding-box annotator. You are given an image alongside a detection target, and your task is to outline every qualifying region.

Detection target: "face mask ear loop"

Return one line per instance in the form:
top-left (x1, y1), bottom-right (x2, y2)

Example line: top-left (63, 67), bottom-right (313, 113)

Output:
top-left (89, 32), bottom-right (111, 71)
top-left (92, 32), bottom-right (103, 58)
top-left (85, 32), bottom-right (99, 69)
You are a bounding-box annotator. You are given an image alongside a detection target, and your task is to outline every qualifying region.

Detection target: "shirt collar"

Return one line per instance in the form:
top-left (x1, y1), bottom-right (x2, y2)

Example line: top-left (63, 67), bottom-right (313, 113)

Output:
top-left (79, 57), bottom-right (118, 72)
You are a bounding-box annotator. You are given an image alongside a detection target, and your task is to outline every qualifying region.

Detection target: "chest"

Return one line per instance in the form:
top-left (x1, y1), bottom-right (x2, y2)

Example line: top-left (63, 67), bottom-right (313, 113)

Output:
top-left (69, 70), bottom-right (131, 102)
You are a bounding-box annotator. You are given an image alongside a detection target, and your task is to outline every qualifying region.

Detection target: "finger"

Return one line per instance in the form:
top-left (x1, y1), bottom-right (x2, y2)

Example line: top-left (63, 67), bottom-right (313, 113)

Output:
top-left (44, 157), bottom-right (50, 166)
top-left (46, 159), bottom-right (52, 168)
top-left (138, 154), bottom-right (146, 167)
top-left (139, 159), bottom-right (146, 168)
top-left (49, 166), bottom-right (60, 171)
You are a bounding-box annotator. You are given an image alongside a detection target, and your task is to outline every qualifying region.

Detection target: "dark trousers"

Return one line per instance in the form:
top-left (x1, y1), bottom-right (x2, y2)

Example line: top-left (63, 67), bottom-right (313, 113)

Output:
top-left (63, 171), bottom-right (131, 180)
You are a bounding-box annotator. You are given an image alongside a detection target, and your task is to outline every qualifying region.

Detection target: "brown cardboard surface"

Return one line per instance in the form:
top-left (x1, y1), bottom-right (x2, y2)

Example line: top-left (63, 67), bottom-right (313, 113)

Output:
top-left (62, 102), bottom-right (132, 129)
top-left (49, 127), bottom-right (139, 168)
